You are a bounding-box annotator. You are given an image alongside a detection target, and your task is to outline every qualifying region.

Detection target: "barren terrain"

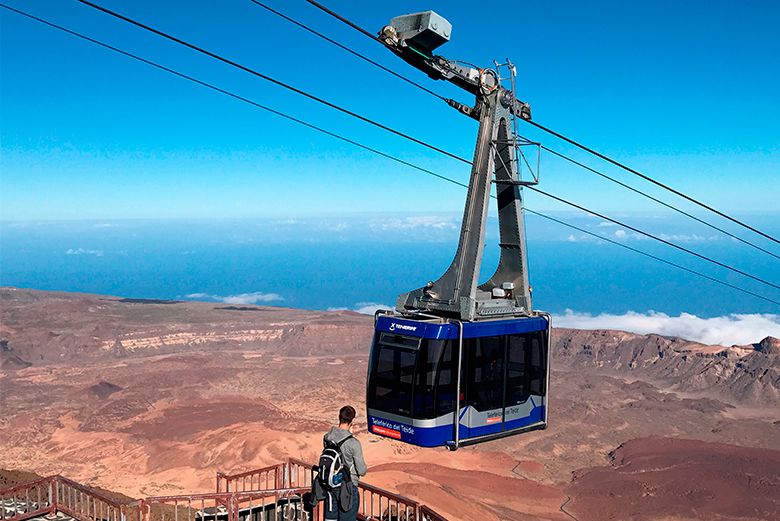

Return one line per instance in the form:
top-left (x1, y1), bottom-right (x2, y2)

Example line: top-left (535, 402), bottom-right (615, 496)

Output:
top-left (1, 287), bottom-right (778, 520)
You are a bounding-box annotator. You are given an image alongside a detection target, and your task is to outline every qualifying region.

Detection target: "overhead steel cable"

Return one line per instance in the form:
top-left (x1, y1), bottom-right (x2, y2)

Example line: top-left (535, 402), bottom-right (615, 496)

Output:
top-left (0, 5), bottom-right (455, 188)
top-left (289, 0), bottom-right (780, 262)
top-left (3, 3), bottom-right (779, 308)
top-left (525, 120), bottom-right (780, 246)
top-left (536, 144), bottom-right (780, 261)
top-left (248, 0), bottom-right (447, 101)
top-left (300, 0), bottom-right (780, 250)
top-left (521, 210), bottom-right (780, 308)
top-left (303, 0), bottom-right (378, 41)
top-left (528, 186), bottom-right (780, 291)
top-left (61, 1), bottom-right (780, 291)
top-left (72, 0), bottom-right (470, 166)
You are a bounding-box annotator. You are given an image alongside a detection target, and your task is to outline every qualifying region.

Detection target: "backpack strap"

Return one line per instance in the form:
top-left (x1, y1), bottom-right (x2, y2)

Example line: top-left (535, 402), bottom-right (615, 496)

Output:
top-left (335, 435), bottom-right (354, 484)
top-left (324, 435), bottom-right (351, 450)
top-left (334, 435), bottom-right (353, 449)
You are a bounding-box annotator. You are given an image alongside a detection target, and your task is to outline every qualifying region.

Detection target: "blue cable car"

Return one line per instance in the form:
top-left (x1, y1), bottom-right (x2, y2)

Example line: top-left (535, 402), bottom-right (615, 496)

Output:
top-left (367, 11), bottom-right (550, 449)
top-left (367, 313), bottom-right (550, 448)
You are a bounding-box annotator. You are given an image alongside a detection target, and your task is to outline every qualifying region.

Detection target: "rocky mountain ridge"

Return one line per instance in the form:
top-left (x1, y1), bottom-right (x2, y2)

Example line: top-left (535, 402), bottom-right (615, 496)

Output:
top-left (552, 328), bottom-right (779, 404)
top-left (2, 287), bottom-right (777, 404)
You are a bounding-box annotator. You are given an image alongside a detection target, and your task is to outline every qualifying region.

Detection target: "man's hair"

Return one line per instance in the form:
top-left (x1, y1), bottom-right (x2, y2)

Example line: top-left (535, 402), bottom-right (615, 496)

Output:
top-left (339, 405), bottom-right (356, 425)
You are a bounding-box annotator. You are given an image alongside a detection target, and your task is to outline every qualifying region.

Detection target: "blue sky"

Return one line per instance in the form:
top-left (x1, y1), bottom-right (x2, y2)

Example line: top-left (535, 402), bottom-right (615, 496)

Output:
top-left (1, 0), bottom-right (778, 220)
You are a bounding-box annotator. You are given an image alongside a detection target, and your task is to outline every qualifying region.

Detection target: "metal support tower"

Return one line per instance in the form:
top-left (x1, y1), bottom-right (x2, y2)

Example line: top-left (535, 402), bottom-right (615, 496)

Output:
top-left (381, 12), bottom-right (540, 321)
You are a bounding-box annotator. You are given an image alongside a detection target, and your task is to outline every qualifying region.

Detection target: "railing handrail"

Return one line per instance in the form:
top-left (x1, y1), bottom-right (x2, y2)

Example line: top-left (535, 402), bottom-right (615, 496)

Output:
top-left (2, 459), bottom-right (448, 521)
top-left (285, 457), bottom-right (312, 469)
top-left (56, 475), bottom-right (129, 508)
top-left (142, 487), bottom-right (309, 503)
top-left (139, 487), bottom-right (313, 521)
top-left (218, 458), bottom-right (426, 513)
top-left (282, 458), bottom-right (420, 508)
top-left (0, 475), bottom-right (128, 509)
top-left (216, 462), bottom-right (282, 481)
top-left (357, 480), bottom-right (418, 507)
top-left (0, 475), bottom-right (57, 495)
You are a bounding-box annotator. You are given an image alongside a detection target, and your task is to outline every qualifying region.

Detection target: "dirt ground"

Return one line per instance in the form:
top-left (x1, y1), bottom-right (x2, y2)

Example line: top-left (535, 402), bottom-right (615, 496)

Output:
top-left (1, 288), bottom-right (779, 520)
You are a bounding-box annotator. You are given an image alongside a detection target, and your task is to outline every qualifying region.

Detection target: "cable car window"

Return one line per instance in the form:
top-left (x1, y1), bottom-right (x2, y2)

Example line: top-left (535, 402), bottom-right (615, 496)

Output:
top-left (370, 334), bottom-right (420, 416)
top-left (506, 334), bottom-right (528, 405)
top-left (467, 336), bottom-right (504, 411)
top-left (435, 341), bottom-right (456, 417)
top-left (529, 331), bottom-right (547, 396)
top-left (413, 340), bottom-right (443, 419)
top-left (378, 332), bottom-right (421, 350)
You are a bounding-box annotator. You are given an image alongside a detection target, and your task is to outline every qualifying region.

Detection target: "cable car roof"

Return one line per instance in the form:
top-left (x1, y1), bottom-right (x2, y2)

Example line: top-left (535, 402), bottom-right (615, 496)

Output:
top-left (375, 314), bottom-right (549, 340)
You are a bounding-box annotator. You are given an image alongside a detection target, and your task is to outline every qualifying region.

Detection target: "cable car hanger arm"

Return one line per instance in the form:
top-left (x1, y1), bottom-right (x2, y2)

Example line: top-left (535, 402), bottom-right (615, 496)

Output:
top-left (378, 11), bottom-right (539, 321)
top-left (378, 14), bottom-right (531, 122)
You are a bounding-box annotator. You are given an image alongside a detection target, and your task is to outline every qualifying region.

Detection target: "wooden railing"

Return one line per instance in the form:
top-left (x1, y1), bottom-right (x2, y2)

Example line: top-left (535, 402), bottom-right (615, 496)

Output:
top-left (1, 460), bottom-right (448, 521)
top-left (0, 476), bottom-right (129, 521)
top-left (139, 488), bottom-right (310, 521)
top-left (215, 463), bottom-right (281, 493)
top-left (217, 459), bottom-right (442, 521)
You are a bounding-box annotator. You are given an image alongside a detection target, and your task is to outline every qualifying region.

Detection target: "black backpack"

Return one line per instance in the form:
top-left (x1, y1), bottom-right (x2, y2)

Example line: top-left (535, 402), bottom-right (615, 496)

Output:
top-left (317, 435), bottom-right (353, 489)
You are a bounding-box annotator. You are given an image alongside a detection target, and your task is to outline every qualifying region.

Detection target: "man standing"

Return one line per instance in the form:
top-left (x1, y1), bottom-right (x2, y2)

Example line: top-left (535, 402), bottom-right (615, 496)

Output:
top-left (323, 405), bottom-right (367, 521)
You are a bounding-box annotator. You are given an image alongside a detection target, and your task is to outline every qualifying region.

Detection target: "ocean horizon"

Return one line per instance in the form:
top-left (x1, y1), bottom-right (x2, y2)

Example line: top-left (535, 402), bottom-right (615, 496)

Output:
top-left (2, 212), bottom-right (779, 345)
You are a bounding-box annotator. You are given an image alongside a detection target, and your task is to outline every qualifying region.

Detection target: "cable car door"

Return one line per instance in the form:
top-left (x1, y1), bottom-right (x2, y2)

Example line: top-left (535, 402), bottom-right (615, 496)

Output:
top-left (460, 335), bottom-right (505, 439)
top-left (503, 333), bottom-right (540, 430)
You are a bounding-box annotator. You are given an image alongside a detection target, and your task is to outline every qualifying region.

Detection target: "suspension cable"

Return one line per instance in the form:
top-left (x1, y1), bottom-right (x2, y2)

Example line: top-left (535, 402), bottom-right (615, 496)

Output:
top-left (536, 144), bottom-right (780, 261)
top-left (527, 186), bottom-right (780, 291)
top-left (55, 1), bottom-right (780, 291)
top-left (303, 0), bottom-right (378, 41)
top-left (72, 0), bottom-right (469, 165)
top-left (526, 120), bottom-right (780, 245)
top-left (249, 1), bottom-right (447, 101)
top-left (301, 0), bottom-right (780, 248)
top-left (5, 2), bottom-right (779, 304)
top-left (523, 209), bottom-right (777, 308)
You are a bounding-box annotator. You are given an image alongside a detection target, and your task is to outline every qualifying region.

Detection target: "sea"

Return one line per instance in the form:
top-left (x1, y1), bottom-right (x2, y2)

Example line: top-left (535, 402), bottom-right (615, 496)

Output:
top-left (2, 213), bottom-right (779, 344)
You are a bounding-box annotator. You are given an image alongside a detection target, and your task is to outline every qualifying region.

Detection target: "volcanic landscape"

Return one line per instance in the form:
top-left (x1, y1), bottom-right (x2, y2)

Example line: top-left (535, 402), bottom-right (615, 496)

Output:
top-left (1, 287), bottom-right (778, 520)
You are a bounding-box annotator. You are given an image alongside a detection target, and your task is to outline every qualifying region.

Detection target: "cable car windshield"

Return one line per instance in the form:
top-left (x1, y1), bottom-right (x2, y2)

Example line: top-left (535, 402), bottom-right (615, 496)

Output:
top-left (368, 333), bottom-right (457, 419)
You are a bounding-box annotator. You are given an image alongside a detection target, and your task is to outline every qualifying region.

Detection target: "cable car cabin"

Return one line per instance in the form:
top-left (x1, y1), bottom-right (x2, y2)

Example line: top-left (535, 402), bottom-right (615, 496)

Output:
top-left (366, 313), bottom-right (551, 449)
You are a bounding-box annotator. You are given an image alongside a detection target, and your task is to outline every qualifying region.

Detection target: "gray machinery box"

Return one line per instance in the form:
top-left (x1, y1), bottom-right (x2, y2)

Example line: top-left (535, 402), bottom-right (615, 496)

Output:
top-left (388, 11), bottom-right (452, 52)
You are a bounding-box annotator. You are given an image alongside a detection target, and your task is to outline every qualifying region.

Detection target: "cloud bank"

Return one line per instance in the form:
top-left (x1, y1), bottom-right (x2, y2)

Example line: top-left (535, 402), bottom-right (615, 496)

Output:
top-left (66, 248), bottom-right (104, 256)
top-left (369, 215), bottom-right (458, 231)
top-left (186, 291), bottom-right (283, 304)
top-left (353, 302), bottom-right (392, 315)
top-left (556, 310), bottom-right (780, 346)
top-left (328, 302), bottom-right (392, 315)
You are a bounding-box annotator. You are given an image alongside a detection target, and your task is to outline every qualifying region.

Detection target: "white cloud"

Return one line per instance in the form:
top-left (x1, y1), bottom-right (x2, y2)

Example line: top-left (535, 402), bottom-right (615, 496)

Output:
top-left (66, 248), bottom-right (104, 256)
top-left (353, 302), bottom-right (392, 315)
top-left (327, 302), bottom-right (392, 315)
top-left (614, 229), bottom-right (627, 239)
top-left (597, 221), bottom-right (617, 228)
top-left (185, 292), bottom-right (283, 304)
top-left (326, 222), bottom-right (349, 232)
top-left (566, 233), bottom-right (605, 244)
top-left (556, 310), bottom-right (780, 346)
top-left (370, 215), bottom-right (457, 231)
top-left (657, 233), bottom-right (719, 243)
